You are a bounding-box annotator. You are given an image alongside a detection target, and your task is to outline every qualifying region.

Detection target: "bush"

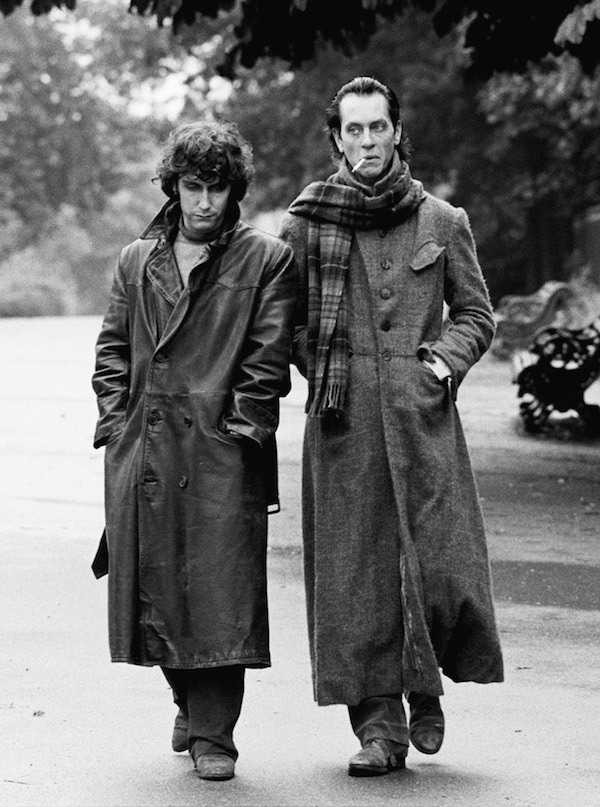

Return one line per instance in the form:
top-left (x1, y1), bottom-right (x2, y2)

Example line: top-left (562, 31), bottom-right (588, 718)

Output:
top-left (0, 282), bottom-right (69, 317)
top-left (0, 170), bottom-right (164, 317)
top-left (0, 243), bottom-right (79, 316)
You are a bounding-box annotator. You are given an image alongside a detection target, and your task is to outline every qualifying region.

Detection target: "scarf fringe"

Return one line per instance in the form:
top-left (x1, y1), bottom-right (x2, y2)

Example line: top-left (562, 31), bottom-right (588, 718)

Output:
top-left (308, 382), bottom-right (346, 418)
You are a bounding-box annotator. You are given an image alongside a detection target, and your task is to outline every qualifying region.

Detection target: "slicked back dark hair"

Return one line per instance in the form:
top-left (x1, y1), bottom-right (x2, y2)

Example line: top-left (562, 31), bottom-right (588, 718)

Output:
top-left (156, 119), bottom-right (254, 202)
top-left (325, 76), bottom-right (412, 163)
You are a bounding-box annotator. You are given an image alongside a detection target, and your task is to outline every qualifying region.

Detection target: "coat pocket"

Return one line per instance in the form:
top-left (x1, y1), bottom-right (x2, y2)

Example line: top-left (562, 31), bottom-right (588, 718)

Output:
top-left (409, 241), bottom-right (445, 273)
top-left (214, 427), bottom-right (245, 447)
top-left (416, 359), bottom-right (451, 414)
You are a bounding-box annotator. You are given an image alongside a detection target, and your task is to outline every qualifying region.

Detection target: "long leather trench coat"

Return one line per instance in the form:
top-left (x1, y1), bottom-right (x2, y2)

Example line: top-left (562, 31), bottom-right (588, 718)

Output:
top-left (92, 200), bottom-right (296, 668)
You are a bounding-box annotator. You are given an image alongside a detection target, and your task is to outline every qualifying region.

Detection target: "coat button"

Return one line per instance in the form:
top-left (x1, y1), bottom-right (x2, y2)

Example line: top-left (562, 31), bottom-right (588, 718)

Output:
top-left (380, 288), bottom-right (392, 299)
top-left (184, 416), bottom-right (192, 426)
top-left (381, 320), bottom-right (391, 331)
top-left (155, 352), bottom-right (166, 363)
top-left (381, 350), bottom-right (391, 361)
top-left (178, 475), bottom-right (188, 488)
top-left (378, 229), bottom-right (387, 238)
top-left (147, 411), bottom-right (160, 425)
top-left (381, 258), bottom-right (392, 270)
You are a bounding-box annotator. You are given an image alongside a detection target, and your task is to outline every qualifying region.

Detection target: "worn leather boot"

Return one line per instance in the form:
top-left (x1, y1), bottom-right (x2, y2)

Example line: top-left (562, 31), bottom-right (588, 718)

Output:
top-left (171, 708), bottom-right (188, 752)
top-left (194, 753), bottom-right (235, 781)
top-left (348, 738), bottom-right (408, 777)
top-left (408, 693), bottom-right (445, 754)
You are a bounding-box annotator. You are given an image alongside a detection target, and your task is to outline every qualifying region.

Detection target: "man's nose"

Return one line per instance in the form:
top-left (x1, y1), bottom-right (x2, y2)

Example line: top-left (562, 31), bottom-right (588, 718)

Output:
top-left (361, 129), bottom-right (375, 147)
top-left (197, 189), bottom-right (211, 209)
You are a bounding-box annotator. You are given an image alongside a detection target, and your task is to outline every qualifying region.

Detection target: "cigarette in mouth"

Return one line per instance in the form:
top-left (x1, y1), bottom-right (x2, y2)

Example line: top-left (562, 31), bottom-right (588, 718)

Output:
top-left (351, 158), bottom-right (367, 174)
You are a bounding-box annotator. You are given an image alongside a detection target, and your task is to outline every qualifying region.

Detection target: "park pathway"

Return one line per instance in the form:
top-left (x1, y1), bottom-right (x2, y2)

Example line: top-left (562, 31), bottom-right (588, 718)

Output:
top-left (1, 315), bottom-right (599, 806)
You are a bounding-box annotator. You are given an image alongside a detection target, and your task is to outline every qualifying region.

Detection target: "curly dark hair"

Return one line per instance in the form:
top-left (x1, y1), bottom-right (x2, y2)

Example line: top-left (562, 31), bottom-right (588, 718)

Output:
top-left (325, 76), bottom-right (412, 164)
top-left (156, 118), bottom-right (255, 202)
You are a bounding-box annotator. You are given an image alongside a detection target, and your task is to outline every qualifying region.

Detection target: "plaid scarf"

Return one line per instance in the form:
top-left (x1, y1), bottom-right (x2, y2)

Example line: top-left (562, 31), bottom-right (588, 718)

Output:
top-left (288, 155), bottom-right (424, 417)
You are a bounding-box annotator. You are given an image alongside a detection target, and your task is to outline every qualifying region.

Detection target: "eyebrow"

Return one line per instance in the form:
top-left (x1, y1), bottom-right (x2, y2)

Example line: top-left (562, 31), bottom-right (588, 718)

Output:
top-left (181, 176), bottom-right (226, 188)
top-left (344, 118), bottom-right (388, 127)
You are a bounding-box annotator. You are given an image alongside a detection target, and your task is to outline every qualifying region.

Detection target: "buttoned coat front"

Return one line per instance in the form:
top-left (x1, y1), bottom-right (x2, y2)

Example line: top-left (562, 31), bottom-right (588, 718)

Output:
top-left (281, 186), bottom-right (504, 706)
top-left (93, 202), bottom-right (296, 668)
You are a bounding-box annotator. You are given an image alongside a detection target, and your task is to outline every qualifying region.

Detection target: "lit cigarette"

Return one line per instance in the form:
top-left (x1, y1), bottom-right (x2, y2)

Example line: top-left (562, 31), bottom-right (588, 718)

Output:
top-left (351, 158), bottom-right (367, 174)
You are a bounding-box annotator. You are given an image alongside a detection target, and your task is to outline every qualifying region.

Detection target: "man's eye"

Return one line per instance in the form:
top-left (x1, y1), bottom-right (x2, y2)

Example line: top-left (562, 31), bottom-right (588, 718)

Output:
top-left (347, 126), bottom-right (361, 136)
top-left (372, 123), bottom-right (387, 133)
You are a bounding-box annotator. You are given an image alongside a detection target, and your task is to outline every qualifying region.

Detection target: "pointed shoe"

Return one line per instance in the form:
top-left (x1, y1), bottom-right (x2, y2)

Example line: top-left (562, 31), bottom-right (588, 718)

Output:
top-left (408, 693), bottom-right (445, 755)
top-left (194, 753), bottom-right (235, 781)
top-left (171, 708), bottom-right (188, 753)
top-left (348, 738), bottom-right (407, 777)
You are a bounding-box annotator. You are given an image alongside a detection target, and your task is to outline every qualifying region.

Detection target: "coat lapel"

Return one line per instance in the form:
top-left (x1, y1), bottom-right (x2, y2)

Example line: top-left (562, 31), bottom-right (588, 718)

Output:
top-left (145, 237), bottom-right (184, 308)
top-left (141, 199), bottom-right (184, 315)
top-left (140, 198), bottom-right (240, 350)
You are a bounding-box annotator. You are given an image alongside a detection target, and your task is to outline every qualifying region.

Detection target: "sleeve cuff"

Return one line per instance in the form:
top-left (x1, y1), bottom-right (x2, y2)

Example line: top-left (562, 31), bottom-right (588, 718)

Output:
top-left (422, 354), bottom-right (452, 381)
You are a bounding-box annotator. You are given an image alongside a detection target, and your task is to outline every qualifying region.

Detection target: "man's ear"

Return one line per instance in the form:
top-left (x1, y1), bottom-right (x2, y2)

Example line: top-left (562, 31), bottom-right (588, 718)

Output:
top-left (332, 130), bottom-right (344, 154)
top-left (394, 123), bottom-right (402, 146)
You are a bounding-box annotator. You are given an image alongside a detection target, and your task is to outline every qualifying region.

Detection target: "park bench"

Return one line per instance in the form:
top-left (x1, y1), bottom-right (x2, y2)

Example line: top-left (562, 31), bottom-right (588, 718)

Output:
top-left (513, 316), bottom-right (600, 434)
top-left (492, 280), bottom-right (576, 359)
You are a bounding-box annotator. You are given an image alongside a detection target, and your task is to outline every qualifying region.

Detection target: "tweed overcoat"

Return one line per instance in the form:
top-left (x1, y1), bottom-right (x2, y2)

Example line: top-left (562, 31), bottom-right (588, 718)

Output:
top-left (92, 200), bottom-right (296, 668)
top-left (281, 179), bottom-right (504, 706)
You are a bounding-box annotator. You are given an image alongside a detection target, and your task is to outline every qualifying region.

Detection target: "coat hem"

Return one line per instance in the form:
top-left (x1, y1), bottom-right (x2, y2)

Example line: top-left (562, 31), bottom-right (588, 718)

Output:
top-left (442, 670), bottom-right (504, 685)
top-left (110, 655), bottom-right (271, 668)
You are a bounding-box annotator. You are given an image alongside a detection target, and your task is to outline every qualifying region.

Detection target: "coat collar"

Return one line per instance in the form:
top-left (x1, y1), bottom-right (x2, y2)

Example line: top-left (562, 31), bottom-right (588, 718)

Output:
top-left (140, 197), bottom-right (241, 249)
top-left (139, 197), bottom-right (241, 308)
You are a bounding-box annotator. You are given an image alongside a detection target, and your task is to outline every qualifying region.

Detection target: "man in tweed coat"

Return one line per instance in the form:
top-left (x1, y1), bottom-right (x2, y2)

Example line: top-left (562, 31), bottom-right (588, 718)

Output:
top-left (280, 76), bottom-right (504, 777)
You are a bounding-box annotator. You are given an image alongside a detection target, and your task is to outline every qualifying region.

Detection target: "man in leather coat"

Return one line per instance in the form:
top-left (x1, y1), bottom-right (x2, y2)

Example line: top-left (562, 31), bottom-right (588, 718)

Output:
top-left (92, 119), bottom-right (297, 781)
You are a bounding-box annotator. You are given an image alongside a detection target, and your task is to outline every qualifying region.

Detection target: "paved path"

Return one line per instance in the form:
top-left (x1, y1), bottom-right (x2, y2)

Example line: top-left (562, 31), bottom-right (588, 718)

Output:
top-left (1, 316), bottom-right (599, 806)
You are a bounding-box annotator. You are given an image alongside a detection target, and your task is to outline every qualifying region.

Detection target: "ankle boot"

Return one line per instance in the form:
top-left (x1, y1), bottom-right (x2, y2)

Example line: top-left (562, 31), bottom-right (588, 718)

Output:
top-left (408, 693), bottom-right (444, 754)
top-left (171, 708), bottom-right (188, 752)
top-left (348, 738), bottom-right (408, 777)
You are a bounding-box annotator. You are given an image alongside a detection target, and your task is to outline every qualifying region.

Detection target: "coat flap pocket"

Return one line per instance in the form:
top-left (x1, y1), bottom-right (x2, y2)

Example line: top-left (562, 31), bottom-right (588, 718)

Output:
top-left (410, 241), bottom-right (445, 272)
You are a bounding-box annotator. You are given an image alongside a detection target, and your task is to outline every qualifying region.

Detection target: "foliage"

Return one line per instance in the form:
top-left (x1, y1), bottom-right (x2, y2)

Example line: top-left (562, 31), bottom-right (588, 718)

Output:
top-left (466, 56), bottom-right (600, 296)
top-left (0, 1), bottom-right (179, 314)
top-left (1, 0), bottom-right (599, 314)
top-left (477, 57), bottom-right (600, 215)
top-left (2, 0), bottom-right (600, 79)
top-left (0, 13), bottom-right (119, 228)
top-left (555, 0), bottom-right (600, 73)
top-left (0, 166), bottom-right (165, 316)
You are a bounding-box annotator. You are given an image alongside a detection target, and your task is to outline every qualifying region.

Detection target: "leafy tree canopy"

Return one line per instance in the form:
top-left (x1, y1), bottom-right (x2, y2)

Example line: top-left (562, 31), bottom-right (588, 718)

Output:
top-left (1, 0), bottom-right (600, 79)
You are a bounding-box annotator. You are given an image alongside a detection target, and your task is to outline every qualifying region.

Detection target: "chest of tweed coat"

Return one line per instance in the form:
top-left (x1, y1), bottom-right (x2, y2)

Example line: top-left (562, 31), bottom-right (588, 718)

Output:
top-left (281, 192), bottom-right (504, 706)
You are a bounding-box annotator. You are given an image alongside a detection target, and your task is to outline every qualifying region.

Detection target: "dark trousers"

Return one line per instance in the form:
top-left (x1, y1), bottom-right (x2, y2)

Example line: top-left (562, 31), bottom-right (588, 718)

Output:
top-left (348, 694), bottom-right (409, 747)
top-left (162, 666), bottom-right (245, 760)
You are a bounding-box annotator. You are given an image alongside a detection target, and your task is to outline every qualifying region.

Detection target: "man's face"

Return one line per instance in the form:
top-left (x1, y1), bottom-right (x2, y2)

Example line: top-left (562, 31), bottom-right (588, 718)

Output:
top-left (177, 174), bottom-right (232, 240)
top-left (333, 92), bottom-right (401, 182)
